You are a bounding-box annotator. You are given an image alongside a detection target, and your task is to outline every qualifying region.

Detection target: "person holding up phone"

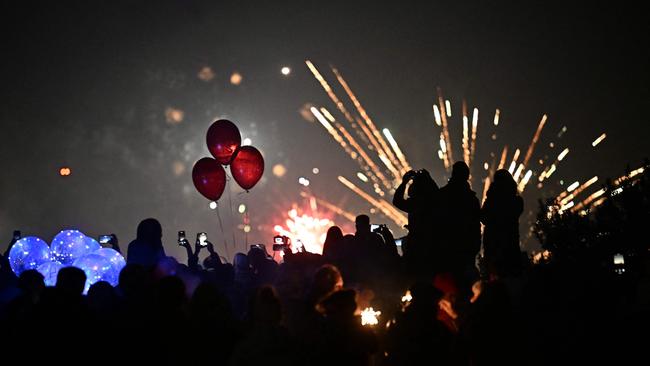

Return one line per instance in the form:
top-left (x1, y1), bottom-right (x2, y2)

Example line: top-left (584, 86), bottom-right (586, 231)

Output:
top-left (98, 234), bottom-right (121, 253)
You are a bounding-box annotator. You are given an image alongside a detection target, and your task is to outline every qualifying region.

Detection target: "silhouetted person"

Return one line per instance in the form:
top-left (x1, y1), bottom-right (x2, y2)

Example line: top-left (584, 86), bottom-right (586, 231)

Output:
top-left (481, 169), bottom-right (524, 278)
top-left (189, 282), bottom-right (241, 364)
top-left (315, 288), bottom-right (378, 366)
top-left (393, 169), bottom-right (440, 278)
top-left (439, 162), bottom-right (481, 300)
top-left (350, 215), bottom-right (385, 287)
top-left (322, 226), bottom-right (344, 264)
top-left (248, 245), bottom-right (279, 286)
top-left (152, 275), bottom-right (188, 362)
top-left (2, 269), bottom-right (45, 335)
top-left (127, 218), bottom-right (166, 268)
top-left (231, 285), bottom-right (296, 365)
top-left (385, 281), bottom-right (453, 366)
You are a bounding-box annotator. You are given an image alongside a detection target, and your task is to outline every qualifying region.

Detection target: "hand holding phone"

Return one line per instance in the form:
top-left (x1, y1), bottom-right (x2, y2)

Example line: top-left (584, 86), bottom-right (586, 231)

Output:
top-left (98, 235), bottom-right (113, 247)
top-left (197, 232), bottom-right (208, 247)
top-left (178, 231), bottom-right (188, 246)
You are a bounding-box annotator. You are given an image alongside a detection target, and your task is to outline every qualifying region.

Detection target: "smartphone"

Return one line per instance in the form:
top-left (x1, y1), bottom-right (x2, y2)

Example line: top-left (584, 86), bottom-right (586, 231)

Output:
top-left (370, 224), bottom-right (380, 231)
top-left (13, 230), bottom-right (21, 241)
top-left (98, 235), bottom-right (113, 247)
top-left (394, 238), bottom-right (403, 247)
top-left (272, 235), bottom-right (289, 251)
top-left (197, 232), bottom-right (208, 247)
top-left (178, 230), bottom-right (186, 245)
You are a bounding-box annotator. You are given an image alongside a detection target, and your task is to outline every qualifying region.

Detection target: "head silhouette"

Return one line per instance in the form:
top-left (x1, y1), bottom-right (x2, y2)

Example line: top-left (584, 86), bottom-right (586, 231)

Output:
top-left (249, 285), bottom-right (283, 325)
top-left (318, 288), bottom-right (357, 319)
top-left (451, 161), bottom-right (470, 182)
top-left (489, 169), bottom-right (518, 196)
top-left (136, 218), bottom-right (162, 244)
top-left (355, 215), bottom-right (371, 234)
top-left (56, 266), bottom-right (87, 296)
top-left (409, 169), bottom-right (438, 198)
top-left (311, 264), bottom-right (344, 303)
top-left (325, 226), bottom-right (344, 245)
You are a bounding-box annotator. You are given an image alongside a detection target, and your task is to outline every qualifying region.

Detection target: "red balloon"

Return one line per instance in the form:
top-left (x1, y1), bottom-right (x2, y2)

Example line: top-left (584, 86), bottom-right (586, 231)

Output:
top-left (192, 157), bottom-right (227, 201)
top-left (206, 119), bottom-right (241, 165)
top-left (231, 146), bottom-right (264, 190)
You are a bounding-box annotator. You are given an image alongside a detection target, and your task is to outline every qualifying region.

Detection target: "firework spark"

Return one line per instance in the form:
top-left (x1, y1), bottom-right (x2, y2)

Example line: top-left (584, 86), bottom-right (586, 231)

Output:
top-left (592, 133), bottom-right (607, 147)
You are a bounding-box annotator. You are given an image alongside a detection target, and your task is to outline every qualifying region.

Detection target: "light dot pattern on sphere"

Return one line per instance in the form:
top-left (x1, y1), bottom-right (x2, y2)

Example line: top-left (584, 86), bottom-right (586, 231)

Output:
top-left (37, 261), bottom-right (64, 286)
top-left (8, 236), bottom-right (51, 275)
top-left (94, 248), bottom-right (126, 279)
top-left (50, 230), bottom-right (94, 266)
top-left (73, 254), bottom-right (117, 293)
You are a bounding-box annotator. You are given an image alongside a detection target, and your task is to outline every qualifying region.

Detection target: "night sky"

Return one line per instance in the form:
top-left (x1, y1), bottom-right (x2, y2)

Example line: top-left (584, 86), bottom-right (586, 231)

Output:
top-left (2, 1), bottom-right (648, 260)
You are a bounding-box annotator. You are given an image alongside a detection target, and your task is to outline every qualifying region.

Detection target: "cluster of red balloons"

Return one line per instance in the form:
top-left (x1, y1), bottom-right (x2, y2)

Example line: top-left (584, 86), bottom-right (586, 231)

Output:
top-left (192, 120), bottom-right (264, 201)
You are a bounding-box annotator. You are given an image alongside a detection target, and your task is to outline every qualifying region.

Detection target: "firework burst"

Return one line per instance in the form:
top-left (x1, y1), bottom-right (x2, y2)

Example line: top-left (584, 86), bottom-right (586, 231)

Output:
top-left (302, 60), bottom-right (609, 246)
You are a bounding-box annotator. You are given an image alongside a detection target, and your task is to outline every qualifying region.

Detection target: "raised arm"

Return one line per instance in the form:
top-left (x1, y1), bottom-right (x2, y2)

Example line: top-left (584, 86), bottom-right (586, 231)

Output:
top-left (393, 170), bottom-right (416, 212)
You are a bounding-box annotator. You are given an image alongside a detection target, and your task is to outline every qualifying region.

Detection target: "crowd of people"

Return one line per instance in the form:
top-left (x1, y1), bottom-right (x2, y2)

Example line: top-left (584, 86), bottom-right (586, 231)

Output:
top-left (0, 161), bottom-right (648, 365)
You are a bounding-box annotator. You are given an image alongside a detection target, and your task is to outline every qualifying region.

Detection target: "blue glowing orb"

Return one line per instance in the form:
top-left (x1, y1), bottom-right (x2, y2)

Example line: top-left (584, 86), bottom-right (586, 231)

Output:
top-left (94, 248), bottom-right (126, 280)
top-left (73, 254), bottom-right (116, 292)
top-left (84, 236), bottom-right (101, 253)
top-left (8, 236), bottom-right (51, 275)
top-left (36, 261), bottom-right (64, 286)
top-left (50, 230), bottom-right (94, 266)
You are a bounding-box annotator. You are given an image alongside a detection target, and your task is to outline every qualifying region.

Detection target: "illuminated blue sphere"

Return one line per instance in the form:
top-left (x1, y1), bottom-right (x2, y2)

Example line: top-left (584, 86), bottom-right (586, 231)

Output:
top-left (73, 254), bottom-right (116, 292)
top-left (94, 248), bottom-right (126, 280)
top-left (8, 236), bottom-right (51, 275)
top-left (36, 261), bottom-right (64, 286)
top-left (84, 236), bottom-right (101, 253)
top-left (50, 230), bottom-right (94, 266)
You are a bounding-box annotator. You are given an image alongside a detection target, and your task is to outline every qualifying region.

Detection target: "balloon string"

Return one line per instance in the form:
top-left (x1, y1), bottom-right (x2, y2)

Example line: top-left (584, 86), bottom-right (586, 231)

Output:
top-left (225, 170), bottom-right (239, 254)
top-left (244, 192), bottom-right (249, 248)
top-left (215, 206), bottom-right (230, 263)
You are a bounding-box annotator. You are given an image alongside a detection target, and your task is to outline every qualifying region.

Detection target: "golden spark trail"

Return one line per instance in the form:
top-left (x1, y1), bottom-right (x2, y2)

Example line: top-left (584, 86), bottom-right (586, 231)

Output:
top-left (433, 104), bottom-right (442, 126)
top-left (331, 66), bottom-right (405, 175)
top-left (517, 170), bottom-right (533, 192)
top-left (539, 148), bottom-right (569, 182)
top-left (508, 148), bottom-right (521, 174)
top-left (482, 176), bottom-right (491, 204)
top-left (312, 107), bottom-right (392, 190)
top-left (592, 133), bottom-right (606, 147)
top-left (513, 164), bottom-right (525, 182)
top-left (462, 115), bottom-right (470, 165)
top-left (462, 100), bottom-right (470, 165)
top-left (437, 87), bottom-right (454, 168)
top-left (306, 60), bottom-right (370, 147)
top-left (338, 176), bottom-right (408, 227)
top-left (493, 109), bottom-right (500, 126)
top-left (522, 114), bottom-right (548, 169)
top-left (299, 192), bottom-right (356, 222)
top-left (498, 146), bottom-right (509, 169)
top-left (470, 107), bottom-right (479, 165)
top-left (574, 188), bottom-right (606, 210)
top-left (306, 60), bottom-right (356, 123)
top-left (383, 128), bottom-right (412, 174)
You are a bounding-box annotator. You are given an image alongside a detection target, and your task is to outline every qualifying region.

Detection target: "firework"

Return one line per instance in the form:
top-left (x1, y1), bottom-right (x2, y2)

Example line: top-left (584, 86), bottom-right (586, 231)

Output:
top-left (331, 66), bottom-right (406, 176)
top-left (592, 133), bottom-right (607, 147)
top-left (361, 307), bottom-right (381, 326)
top-left (522, 114), bottom-right (548, 170)
top-left (303, 61), bottom-right (606, 243)
top-left (273, 208), bottom-right (335, 255)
